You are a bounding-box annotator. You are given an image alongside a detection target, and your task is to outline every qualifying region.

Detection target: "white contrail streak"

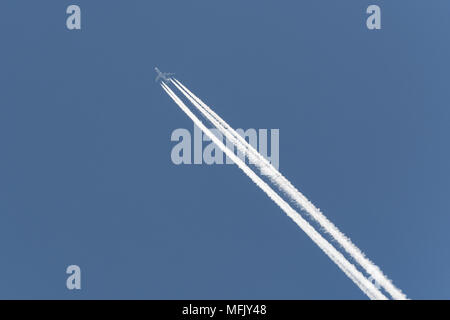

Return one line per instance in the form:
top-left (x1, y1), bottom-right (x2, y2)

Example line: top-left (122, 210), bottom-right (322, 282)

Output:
top-left (170, 78), bottom-right (406, 300)
top-left (160, 81), bottom-right (387, 300)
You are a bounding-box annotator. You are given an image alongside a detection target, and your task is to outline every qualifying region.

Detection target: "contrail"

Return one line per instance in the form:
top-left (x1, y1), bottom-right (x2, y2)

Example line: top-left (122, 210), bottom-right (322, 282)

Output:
top-left (170, 78), bottom-right (407, 300)
top-left (160, 81), bottom-right (387, 300)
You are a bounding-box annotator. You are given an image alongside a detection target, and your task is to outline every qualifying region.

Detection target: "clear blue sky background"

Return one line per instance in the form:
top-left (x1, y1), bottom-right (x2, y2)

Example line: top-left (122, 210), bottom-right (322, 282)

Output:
top-left (0, 1), bottom-right (449, 299)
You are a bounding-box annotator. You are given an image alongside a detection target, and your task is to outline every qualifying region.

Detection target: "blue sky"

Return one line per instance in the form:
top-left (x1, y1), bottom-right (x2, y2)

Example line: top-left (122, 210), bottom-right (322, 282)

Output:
top-left (0, 1), bottom-right (449, 299)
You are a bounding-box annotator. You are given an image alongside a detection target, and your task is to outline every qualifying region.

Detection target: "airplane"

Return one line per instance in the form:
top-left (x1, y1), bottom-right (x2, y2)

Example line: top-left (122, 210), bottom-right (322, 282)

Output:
top-left (154, 67), bottom-right (174, 84)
